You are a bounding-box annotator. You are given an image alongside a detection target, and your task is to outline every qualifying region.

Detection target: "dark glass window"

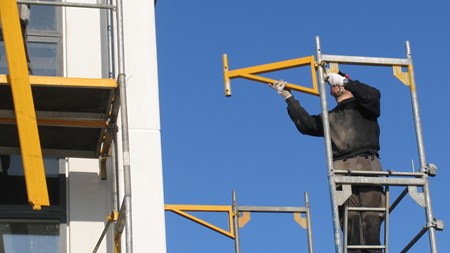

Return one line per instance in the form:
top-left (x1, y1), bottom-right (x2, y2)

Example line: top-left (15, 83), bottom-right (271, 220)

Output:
top-left (0, 220), bottom-right (60, 253)
top-left (0, 1), bottom-right (62, 76)
top-left (0, 2), bottom-right (65, 252)
top-left (0, 155), bottom-right (66, 252)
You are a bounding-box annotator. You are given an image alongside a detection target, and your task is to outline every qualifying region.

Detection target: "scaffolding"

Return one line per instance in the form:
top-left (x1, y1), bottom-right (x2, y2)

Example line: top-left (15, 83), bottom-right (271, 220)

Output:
top-left (165, 191), bottom-right (314, 253)
top-left (1, 0), bottom-right (444, 251)
top-left (0, 0), bottom-right (134, 252)
top-left (222, 36), bottom-right (444, 252)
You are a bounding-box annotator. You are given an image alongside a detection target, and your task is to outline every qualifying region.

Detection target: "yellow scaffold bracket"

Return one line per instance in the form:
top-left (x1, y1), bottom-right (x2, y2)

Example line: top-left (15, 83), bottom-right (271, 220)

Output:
top-left (393, 66), bottom-right (410, 86)
top-left (238, 211), bottom-right (250, 228)
top-left (165, 204), bottom-right (235, 239)
top-left (223, 54), bottom-right (319, 97)
top-left (0, 0), bottom-right (49, 210)
top-left (294, 212), bottom-right (308, 229)
top-left (328, 63), bottom-right (340, 74)
top-left (107, 211), bottom-right (119, 222)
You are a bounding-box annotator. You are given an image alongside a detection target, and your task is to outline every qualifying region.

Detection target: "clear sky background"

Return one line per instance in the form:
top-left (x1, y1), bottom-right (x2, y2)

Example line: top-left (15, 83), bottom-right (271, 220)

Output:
top-left (155, 1), bottom-right (450, 252)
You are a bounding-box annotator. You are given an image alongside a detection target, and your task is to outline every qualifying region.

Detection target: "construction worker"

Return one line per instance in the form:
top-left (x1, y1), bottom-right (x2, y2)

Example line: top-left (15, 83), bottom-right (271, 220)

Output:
top-left (269, 72), bottom-right (384, 253)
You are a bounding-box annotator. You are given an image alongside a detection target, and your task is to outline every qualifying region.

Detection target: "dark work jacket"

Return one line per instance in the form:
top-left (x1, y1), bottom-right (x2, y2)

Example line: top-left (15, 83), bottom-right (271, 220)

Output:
top-left (286, 80), bottom-right (381, 160)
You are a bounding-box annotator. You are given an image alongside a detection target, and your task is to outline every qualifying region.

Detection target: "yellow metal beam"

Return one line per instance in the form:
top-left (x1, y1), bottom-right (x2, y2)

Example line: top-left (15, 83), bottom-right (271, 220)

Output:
top-left (0, 117), bottom-right (108, 128)
top-left (0, 75), bottom-right (117, 88)
top-left (165, 204), bottom-right (235, 239)
top-left (223, 54), bottom-right (319, 97)
top-left (0, 0), bottom-right (49, 210)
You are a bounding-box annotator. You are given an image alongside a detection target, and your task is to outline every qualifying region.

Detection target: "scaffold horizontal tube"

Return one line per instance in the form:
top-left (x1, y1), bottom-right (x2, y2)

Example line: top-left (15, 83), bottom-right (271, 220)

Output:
top-left (347, 245), bottom-right (385, 250)
top-left (17, 0), bottom-right (115, 10)
top-left (322, 54), bottom-right (409, 66)
top-left (334, 176), bottom-right (425, 186)
top-left (347, 207), bottom-right (386, 212)
top-left (333, 170), bottom-right (425, 177)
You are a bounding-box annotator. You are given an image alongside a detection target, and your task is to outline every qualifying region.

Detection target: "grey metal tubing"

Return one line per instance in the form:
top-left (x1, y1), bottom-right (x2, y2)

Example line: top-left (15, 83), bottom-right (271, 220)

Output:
top-left (405, 41), bottom-right (437, 253)
top-left (305, 192), bottom-right (314, 253)
top-left (385, 186), bottom-right (390, 253)
top-left (107, 0), bottom-right (116, 79)
top-left (423, 180), bottom-right (437, 252)
top-left (389, 187), bottom-right (408, 214)
top-left (110, 140), bottom-right (120, 213)
top-left (400, 226), bottom-right (428, 253)
top-left (315, 36), bottom-right (343, 253)
top-left (232, 191), bottom-right (241, 253)
top-left (347, 207), bottom-right (386, 212)
top-left (321, 54), bottom-right (409, 67)
top-left (333, 170), bottom-right (425, 177)
top-left (343, 204), bottom-right (348, 253)
top-left (236, 194), bottom-right (314, 253)
top-left (115, 0), bottom-right (133, 252)
top-left (334, 176), bottom-right (425, 186)
top-left (317, 39), bottom-right (438, 252)
top-left (237, 206), bottom-right (309, 213)
top-left (105, 0), bottom-right (119, 213)
top-left (347, 245), bottom-right (385, 250)
top-left (406, 41), bottom-right (427, 173)
top-left (17, 0), bottom-right (115, 9)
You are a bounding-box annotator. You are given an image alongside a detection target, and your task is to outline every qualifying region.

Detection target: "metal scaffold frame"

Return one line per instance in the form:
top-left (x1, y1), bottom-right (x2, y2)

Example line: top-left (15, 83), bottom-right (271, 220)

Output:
top-left (315, 36), bottom-right (442, 253)
top-left (165, 191), bottom-right (314, 253)
top-left (1, 0), bottom-right (134, 252)
top-left (222, 36), bottom-right (444, 253)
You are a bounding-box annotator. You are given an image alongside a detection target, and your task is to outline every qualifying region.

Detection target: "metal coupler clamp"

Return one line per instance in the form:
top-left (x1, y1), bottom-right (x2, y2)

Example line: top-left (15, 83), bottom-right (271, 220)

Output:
top-left (423, 163), bottom-right (437, 177)
top-left (428, 219), bottom-right (444, 231)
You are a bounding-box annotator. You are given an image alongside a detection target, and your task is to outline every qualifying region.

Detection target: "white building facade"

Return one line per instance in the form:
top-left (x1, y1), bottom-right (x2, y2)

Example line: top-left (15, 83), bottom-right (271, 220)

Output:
top-left (0, 0), bottom-right (166, 252)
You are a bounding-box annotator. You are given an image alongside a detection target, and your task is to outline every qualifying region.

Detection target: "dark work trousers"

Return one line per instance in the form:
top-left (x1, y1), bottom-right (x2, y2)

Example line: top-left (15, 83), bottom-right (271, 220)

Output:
top-left (334, 154), bottom-right (385, 253)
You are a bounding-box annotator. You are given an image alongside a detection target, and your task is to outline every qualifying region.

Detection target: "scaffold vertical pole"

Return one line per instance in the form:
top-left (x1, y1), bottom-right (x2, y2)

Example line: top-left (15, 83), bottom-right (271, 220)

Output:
top-left (232, 190), bottom-right (241, 253)
top-left (116, 0), bottom-right (134, 252)
top-left (315, 36), bottom-right (343, 253)
top-left (305, 192), bottom-right (314, 253)
top-left (406, 41), bottom-right (438, 253)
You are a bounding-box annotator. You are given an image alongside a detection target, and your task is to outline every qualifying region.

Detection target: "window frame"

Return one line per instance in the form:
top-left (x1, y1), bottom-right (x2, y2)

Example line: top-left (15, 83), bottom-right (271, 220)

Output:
top-left (0, 3), bottom-right (66, 252)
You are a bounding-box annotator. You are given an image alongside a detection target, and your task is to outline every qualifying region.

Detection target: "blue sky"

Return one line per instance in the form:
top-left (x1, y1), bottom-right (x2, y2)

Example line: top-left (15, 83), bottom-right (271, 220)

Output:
top-left (156, 1), bottom-right (450, 252)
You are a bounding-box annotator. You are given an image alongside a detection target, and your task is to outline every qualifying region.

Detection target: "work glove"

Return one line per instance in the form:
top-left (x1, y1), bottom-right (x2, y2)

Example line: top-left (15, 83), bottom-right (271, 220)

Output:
top-left (326, 73), bottom-right (346, 87)
top-left (269, 80), bottom-right (292, 100)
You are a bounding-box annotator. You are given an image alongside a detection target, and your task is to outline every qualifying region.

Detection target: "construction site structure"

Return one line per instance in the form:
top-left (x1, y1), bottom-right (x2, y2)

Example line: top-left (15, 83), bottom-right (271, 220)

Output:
top-left (0, 0), bottom-right (444, 252)
top-left (222, 36), bottom-right (444, 252)
top-left (165, 191), bottom-right (314, 253)
top-left (0, 0), bottom-right (165, 252)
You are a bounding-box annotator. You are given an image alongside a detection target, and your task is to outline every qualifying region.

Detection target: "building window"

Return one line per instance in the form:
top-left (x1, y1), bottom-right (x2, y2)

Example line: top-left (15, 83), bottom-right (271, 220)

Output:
top-left (0, 220), bottom-right (60, 253)
top-left (0, 155), bottom-right (66, 253)
top-left (0, 2), bottom-right (65, 252)
top-left (0, 1), bottom-right (62, 76)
